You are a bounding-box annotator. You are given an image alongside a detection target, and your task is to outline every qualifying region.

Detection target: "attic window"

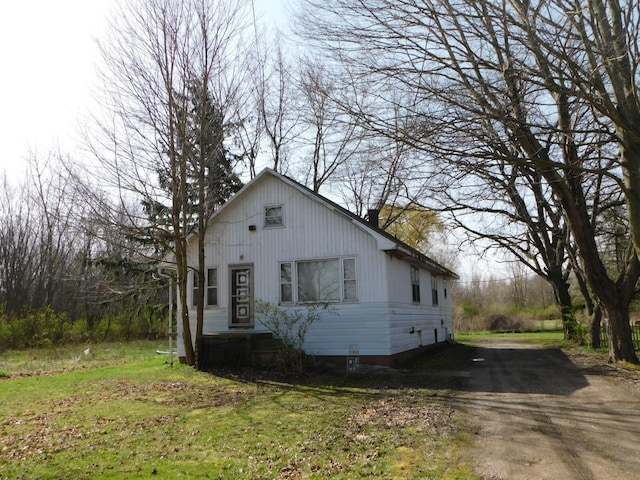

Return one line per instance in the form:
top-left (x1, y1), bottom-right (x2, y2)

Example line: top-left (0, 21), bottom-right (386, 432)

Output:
top-left (264, 205), bottom-right (283, 227)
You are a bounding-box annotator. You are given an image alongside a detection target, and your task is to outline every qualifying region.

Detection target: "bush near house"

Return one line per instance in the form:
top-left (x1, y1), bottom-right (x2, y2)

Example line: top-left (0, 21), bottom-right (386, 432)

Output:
top-left (255, 300), bottom-right (334, 372)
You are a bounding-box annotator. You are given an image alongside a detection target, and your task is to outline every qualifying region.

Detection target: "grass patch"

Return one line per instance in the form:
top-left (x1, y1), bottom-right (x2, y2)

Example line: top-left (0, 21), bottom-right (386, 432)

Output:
top-left (456, 330), bottom-right (564, 346)
top-left (0, 340), bottom-right (167, 378)
top-left (0, 341), bottom-right (476, 479)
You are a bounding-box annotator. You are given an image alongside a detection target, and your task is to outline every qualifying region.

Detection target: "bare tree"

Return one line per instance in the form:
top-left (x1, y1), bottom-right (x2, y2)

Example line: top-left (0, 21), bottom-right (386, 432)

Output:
top-left (431, 143), bottom-right (620, 342)
top-left (0, 152), bottom-right (81, 316)
top-left (294, 58), bottom-right (366, 192)
top-left (0, 174), bottom-right (38, 313)
top-left (297, 0), bottom-right (639, 362)
top-left (335, 112), bottom-right (430, 216)
top-left (88, 0), bottom-right (249, 366)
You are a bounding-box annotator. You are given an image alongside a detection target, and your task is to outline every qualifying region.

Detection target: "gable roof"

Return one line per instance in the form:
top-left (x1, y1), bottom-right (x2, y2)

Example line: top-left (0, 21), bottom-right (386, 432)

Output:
top-left (207, 168), bottom-right (458, 279)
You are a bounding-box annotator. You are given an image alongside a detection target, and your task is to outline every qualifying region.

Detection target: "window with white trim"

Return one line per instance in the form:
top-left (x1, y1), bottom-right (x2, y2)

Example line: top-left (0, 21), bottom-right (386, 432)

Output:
top-left (432, 276), bottom-right (439, 306)
top-left (342, 258), bottom-right (357, 301)
top-left (206, 268), bottom-right (218, 306)
top-left (411, 265), bottom-right (421, 303)
top-left (279, 257), bottom-right (357, 303)
top-left (280, 262), bottom-right (293, 303)
top-left (264, 205), bottom-right (283, 227)
top-left (192, 268), bottom-right (218, 307)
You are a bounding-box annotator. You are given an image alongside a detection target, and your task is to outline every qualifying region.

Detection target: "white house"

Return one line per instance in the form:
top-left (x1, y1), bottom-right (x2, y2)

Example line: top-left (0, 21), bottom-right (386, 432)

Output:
top-left (176, 168), bottom-right (457, 368)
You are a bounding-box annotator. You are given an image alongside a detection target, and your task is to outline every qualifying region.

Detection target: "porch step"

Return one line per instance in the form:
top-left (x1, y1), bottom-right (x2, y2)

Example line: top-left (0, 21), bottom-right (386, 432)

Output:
top-left (198, 333), bottom-right (286, 370)
top-left (252, 335), bottom-right (285, 353)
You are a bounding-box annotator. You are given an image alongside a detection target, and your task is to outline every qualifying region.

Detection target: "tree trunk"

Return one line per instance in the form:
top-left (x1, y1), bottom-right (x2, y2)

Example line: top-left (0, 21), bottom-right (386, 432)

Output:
top-left (621, 132), bottom-right (640, 266)
top-left (589, 304), bottom-right (602, 349)
top-left (179, 290), bottom-right (195, 366)
top-left (604, 303), bottom-right (637, 363)
top-left (176, 243), bottom-right (195, 366)
top-left (549, 272), bottom-right (579, 342)
top-left (195, 234), bottom-right (205, 368)
top-left (589, 251), bottom-right (639, 363)
top-left (555, 177), bottom-right (638, 362)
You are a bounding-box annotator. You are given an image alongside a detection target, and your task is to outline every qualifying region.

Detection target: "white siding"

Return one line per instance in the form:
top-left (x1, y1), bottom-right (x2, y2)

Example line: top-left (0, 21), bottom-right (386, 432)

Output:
top-left (176, 171), bottom-right (454, 361)
top-left (198, 175), bottom-right (388, 304)
top-left (384, 255), bottom-right (455, 355)
top-left (178, 174), bottom-right (391, 357)
top-left (303, 303), bottom-right (390, 356)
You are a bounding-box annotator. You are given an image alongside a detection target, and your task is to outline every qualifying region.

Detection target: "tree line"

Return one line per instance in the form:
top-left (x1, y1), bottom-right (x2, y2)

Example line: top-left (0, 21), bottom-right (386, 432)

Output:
top-left (0, 155), bottom-right (167, 348)
top-left (1, 0), bottom-right (639, 365)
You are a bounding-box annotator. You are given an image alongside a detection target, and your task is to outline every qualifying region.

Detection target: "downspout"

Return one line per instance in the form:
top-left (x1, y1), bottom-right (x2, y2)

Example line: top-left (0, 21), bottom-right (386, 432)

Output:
top-left (154, 268), bottom-right (175, 367)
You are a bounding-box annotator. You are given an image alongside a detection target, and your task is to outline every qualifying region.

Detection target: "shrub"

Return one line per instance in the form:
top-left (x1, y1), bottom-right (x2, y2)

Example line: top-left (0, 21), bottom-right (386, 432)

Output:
top-left (455, 301), bottom-right (480, 319)
top-left (255, 300), bottom-right (334, 372)
top-left (488, 314), bottom-right (522, 332)
top-left (0, 302), bottom-right (167, 350)
top-left (0, 306), bottom-right (71, 349)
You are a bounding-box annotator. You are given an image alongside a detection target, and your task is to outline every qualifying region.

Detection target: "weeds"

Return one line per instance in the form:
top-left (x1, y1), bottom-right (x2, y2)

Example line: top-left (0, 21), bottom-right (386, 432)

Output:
top-left (255, 300), bottom-right (335, 372)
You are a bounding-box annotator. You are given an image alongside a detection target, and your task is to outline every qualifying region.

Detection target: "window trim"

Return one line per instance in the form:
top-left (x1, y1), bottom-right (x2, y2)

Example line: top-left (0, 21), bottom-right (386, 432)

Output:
top-left (411, 265), bottom-right (421, 303)
top-left (206, 268), bottom-right (218, 307)
top-left (191, 267), bottom-right (219, 308)
top-left (432, 276), bottom-right (439, 306)
top-left (279, 257), bottom-right (357, 304)
top-left (279, 262), bottom-right (293, 304)
top-left (264, 205), bottom-right (284, 228)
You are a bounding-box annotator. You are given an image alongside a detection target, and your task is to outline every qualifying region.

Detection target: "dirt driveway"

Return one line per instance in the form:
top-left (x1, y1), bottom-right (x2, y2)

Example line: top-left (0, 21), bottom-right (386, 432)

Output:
top-left (456, 338), bottom-right (640, 480)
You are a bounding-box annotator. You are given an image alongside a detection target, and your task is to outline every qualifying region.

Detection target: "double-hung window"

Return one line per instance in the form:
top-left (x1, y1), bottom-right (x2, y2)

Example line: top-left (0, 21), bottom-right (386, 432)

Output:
top-left (192, 268), bottom-right (218, 308)
top-left (432, 276), bottom-right (439, 306)
top-left (411, 266), bottom-right (421, 303)
top-left (342, 258), bottom-right (357, 301)
top-left (206, 268), bottom-right (218, 306)
top-left (279, 257), bottom-right (357, 304)
top-left (280, 262), bottom-right (293, 303)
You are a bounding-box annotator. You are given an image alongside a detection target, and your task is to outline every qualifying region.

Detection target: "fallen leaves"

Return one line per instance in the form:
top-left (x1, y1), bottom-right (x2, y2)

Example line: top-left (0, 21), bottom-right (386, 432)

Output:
top-left (348, 394), bottom-right (455, 435)
top-left (0, 378), bottom-right (249, 462)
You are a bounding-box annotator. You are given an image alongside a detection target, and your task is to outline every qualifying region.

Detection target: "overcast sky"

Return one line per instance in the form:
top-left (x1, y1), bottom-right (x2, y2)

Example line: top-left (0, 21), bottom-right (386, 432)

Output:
top-left (0, 1), bottom-right (510, 281)
top-left (0, 1), bottom-right (107, 180)
top-left (0, 0), bottom-right (286, 183)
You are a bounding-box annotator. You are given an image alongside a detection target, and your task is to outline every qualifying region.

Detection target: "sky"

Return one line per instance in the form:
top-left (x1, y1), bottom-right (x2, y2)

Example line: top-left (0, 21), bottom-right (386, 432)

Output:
top-left (0, 1), bottom-right (508, 282)
top-left (0, 1), bottom-right (112, 180)
top-left (0, 0), bottom-right (286, 183)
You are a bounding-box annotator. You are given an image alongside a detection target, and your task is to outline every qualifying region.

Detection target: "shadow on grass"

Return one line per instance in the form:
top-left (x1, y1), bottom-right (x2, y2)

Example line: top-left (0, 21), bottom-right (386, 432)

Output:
top-left (206, 339), bottom-right (591, 398)
top-left (204, 342), bottom-right (479, 402)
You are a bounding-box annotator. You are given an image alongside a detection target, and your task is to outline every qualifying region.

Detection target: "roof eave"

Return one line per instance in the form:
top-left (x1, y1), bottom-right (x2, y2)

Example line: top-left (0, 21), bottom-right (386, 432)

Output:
top-left (384, 246), bottom-right (459, 279)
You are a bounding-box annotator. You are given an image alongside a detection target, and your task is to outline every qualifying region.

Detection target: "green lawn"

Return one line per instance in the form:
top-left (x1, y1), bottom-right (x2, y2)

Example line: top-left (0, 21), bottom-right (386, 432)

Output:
top-left (0, 341), bottom-right (477, 479)
top-left (456, 330), bottom-right (565, 346)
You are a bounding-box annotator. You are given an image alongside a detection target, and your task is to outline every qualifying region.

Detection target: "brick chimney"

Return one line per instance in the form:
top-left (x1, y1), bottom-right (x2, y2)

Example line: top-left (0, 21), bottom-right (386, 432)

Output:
top-left (367, 209), bottom-right (380, 228)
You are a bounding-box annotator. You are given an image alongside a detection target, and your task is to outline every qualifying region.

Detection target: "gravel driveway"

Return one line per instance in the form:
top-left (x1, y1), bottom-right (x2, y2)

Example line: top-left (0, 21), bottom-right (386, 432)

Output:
top-left (456, 338), bottom-right (640, 480)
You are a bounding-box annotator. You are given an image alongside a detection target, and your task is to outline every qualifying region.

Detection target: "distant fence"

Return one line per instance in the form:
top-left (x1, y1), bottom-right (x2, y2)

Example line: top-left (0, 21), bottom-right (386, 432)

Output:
top-left (600, 324), bottom-right (640, 351)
